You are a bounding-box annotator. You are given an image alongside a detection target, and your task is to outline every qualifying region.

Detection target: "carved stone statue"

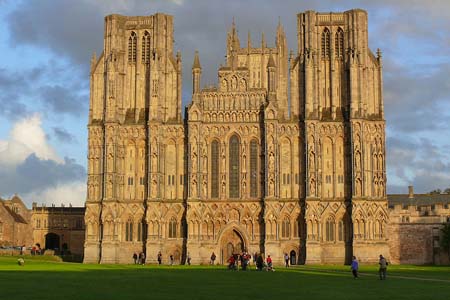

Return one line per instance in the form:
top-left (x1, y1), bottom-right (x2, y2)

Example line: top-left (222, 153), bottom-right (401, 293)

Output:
top-left (268, 177), bottom-right (274, 197)
top-left (202, 179), bottom-right (207, 198)
top-left (191, 178), bottom-right (197, 198)
top-left (151, 177), bottom-right (158, 198)
top-left (268, 151), bottom-right (275, 172)
top-left (202, 147), bottom-right (207, 172)
top-left (309, 148), bottom-right (315, 170)
top-left (310, 179), bottom-right (316, 196)
top-left (221, 146), bottom-right (226, 171)
top-left (355, 151), bottom-right (361, 170)
top-left (106, 180), bottom-right (113, 198)
top-left (152, 151), bottom-right (158, 172)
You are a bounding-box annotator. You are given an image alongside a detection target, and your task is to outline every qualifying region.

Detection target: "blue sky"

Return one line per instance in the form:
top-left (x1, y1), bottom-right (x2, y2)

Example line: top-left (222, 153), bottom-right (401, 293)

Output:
top-left (1, 0), bottom-right (449, 207)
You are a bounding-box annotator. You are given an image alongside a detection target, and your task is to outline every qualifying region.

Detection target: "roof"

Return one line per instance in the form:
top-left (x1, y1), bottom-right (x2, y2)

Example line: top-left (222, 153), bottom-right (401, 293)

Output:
top-left (387, 194), bottom-right (450, 206)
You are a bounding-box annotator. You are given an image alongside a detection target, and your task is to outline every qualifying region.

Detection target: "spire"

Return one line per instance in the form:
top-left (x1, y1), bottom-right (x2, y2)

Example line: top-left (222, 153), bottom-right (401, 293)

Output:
top-left (192, 50), bottom-right (201, 70)
top-left (261, 32), bottom-right (266, 49)
top-left (247, 30), bottom-right (251, 49)
top-left (276, 18), bottom-right (286, 49)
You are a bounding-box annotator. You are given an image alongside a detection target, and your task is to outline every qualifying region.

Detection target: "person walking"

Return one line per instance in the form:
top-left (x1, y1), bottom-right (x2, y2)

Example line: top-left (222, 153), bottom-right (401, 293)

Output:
top-left (139, 252), bottom-right (146, 265)
top-left (266, 255), bottom-right (273, 271)
top-left (284, 253), bottom-right (289, 268)
top-left (187, 253), bottom-right (191, 265)
top-left (132, 252), bottom-right (138, 264)
top-left (351, 256), bottom-right (359, 279)
top-left (379, 254), bottom-right (388, 280)
top-left (170, 254), bottom-right (174, 266)
top-left (210, 252), bottom-right (216, 265)
top-left (157, 252), bottom-right (162, 265)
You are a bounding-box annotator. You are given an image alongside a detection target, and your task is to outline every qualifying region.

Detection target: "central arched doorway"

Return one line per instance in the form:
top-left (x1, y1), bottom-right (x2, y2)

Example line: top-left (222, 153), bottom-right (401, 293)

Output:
top-left (220, 229), bottom-right (245, 264)
top-left (45, 233), bottom-right (60, 251)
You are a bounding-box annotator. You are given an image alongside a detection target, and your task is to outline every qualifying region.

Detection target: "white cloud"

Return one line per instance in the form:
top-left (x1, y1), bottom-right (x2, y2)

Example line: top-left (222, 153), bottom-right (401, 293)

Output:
top-left (0, 113), bottom-right (62, 166)
top-left (23, 181), bottom-right (86, 207)
top-left (0, 114), bottom-right (85, 208)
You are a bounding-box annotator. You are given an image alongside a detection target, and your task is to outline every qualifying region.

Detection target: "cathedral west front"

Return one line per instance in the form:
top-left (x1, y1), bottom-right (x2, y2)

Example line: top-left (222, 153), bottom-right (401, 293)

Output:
top-left (84, 9), bottom-right (389, 264)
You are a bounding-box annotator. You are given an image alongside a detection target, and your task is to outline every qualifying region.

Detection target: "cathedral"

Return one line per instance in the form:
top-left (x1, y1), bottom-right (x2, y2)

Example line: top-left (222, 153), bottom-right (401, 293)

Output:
top-left (84, 9), bottom-right (389, 264)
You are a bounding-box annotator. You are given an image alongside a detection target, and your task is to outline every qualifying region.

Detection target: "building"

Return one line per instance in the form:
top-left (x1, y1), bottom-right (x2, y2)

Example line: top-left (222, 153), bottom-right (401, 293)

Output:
top-left (0, 195), bottom-right (33, 247)
top-left (32, 203), bottom-right (85, 256)
top-left (0, 195), bottom-right (85, 257)
top-left (84, 9), bottom-right (394, 264)
top-left (387, 186), bottom-right (450, 265)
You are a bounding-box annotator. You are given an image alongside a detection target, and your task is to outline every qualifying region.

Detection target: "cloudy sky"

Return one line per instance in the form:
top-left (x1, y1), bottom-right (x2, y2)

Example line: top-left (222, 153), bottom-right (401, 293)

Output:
top-left (0, 0), bottom-right (449, 207)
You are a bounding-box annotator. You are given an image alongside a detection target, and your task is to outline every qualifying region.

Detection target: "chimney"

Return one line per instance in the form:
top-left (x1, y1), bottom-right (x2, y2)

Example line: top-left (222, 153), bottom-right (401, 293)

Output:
top-left (408, 185), bottom-right (414, 198)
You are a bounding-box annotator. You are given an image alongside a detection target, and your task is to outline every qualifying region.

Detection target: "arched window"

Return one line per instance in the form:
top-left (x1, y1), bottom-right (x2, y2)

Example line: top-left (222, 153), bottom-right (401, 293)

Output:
top-left (169, 217), bottom-right (177, 238)
top-left (321, 28), bottom-right (330, 58)
top-left (250, 139), bottom-right (258, 198)
top-left (335, 28), bottom-right (344, 58)
top-left (125, 220), bottom-right (133, 241)
top-left (211, 140), bottom-right (219, 198)
top-left (142, 31), bottom-right (151, 63)
top-left (325, 217), bottom-right (335, 241)
top-left (229, 135), bottom-right (240, 198)
top-left (128, 32), bottom-right (137, 63)
top-left (281, 217), bottom-right (290, 238)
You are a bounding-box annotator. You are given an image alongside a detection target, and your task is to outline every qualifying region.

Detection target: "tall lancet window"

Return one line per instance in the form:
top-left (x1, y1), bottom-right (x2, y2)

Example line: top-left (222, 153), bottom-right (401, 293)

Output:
top-left (250, 139), bottom-right (258, 198)
top-left (229, 135), bottom-right (240, 198)
top-left (128, 31), bottom-right (137, 63)
top-left (142, 31), bottom-right (151, 63)
top-left (211, 140), bottom-right (220, 198)
top-left (321, 28), bottom-right (330, 59)
top-left (335, 28), bottom-right (344, 58)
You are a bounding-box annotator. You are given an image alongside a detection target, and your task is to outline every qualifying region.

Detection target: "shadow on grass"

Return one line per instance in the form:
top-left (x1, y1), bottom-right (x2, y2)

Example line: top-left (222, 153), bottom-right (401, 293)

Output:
top-left (1, 262), bottom-right (450, 300)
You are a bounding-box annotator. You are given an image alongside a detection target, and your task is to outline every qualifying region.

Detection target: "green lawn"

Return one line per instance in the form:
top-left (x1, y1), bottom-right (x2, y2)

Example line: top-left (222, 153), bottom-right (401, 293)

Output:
top-left (0, 256), bottom-right (449, 300)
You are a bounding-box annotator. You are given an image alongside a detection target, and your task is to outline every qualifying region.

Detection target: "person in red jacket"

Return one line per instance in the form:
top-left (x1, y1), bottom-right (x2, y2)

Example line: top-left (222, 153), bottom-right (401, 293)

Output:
top-left (266, 255), bottom-right (273, 271)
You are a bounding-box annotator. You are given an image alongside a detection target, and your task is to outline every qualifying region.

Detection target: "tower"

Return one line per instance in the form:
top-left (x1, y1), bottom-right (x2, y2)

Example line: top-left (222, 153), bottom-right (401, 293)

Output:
top-left (291, 9), bottom-right (388, 263)
top-left (84, 13), bottom-right (183, 263)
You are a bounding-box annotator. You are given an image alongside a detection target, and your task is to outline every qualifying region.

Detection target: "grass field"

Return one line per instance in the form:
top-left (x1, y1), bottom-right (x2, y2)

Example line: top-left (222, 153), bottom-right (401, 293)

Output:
top-left (0, 256), bottom-right (449, 300)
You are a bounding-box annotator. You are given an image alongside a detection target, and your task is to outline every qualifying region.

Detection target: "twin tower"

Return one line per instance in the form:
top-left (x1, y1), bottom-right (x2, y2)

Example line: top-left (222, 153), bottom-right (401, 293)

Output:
top-left (84, 9), bottom-right (388, 264)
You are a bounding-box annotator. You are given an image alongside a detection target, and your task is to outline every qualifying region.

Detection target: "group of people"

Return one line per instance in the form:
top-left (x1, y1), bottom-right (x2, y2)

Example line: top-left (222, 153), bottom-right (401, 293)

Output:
top-left (350, 254), bottom-right (389, 280)
top-left (227, 252), bottom-right (274, 271)
top-left (156, 252), bottom-right (175, 265)
top-left (132, 252), bottom-right (146, 265)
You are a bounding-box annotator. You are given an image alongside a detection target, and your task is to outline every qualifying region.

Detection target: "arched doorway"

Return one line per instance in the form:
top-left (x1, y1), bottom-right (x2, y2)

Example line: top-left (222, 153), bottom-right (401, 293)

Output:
top-left (45, 233), bottom-right (60, 250)
top-left (290, 250), bottom-right (296, 265)
top-left (220, 229), bottom-right (245, 264)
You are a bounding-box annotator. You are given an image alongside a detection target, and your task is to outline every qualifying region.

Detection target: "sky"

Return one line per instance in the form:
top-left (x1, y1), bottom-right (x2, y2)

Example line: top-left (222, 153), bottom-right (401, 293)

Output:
top-left (0, 0), bottom-right (449, 208)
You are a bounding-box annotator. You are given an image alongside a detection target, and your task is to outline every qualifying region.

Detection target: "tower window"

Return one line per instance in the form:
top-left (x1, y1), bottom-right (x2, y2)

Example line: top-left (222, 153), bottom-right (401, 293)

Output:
top-left (321, 28), bottom-right (330, 59)
top-left (335, 28), bottom-right (344, 58)
top-left (142, 31), bottom-right (151, 63)
top-left (128, 32), bottom-right (137, 63)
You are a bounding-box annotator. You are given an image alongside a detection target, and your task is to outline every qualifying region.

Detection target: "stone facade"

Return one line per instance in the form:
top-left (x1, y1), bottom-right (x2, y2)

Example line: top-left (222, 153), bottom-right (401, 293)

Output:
top-left (0, 195), bottom-right (33, 247)
top-left (84, 9), bottom-right (389, 264)
top-left (387, 188), bottom-right (450, 265)
top-left (32, 204), bottom-right (85, 255)
top-left (0, 195), bottom-right (85, 257)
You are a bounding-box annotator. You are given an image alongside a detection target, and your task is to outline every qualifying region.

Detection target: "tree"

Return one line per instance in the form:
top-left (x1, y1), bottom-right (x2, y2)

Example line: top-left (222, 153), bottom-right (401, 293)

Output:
top-left (444, 188), bottom-right (450, 194)
top-left (441, 223), bottom-right (450, 259)
top-left (429, 189), bottom-right (442, 195)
